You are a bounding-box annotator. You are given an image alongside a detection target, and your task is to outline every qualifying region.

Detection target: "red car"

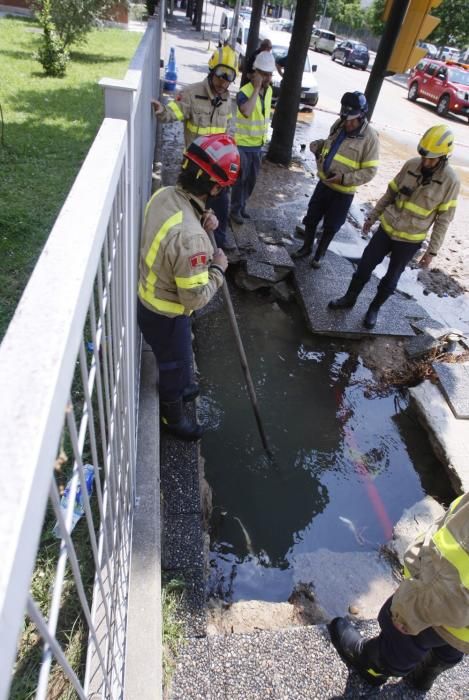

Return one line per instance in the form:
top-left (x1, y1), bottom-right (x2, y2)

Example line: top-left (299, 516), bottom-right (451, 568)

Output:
top-left (407, 58), bottom-right (469, 122)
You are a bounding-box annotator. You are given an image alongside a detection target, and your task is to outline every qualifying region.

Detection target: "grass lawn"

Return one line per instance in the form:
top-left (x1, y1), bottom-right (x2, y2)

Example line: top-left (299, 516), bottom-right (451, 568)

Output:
top-left (0, 17), bottom-right (141, 340)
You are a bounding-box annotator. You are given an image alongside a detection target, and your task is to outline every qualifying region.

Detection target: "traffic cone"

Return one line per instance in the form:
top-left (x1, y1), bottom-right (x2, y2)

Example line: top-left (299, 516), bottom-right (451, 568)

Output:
top-left (164, 46), bottom-right (178, 92)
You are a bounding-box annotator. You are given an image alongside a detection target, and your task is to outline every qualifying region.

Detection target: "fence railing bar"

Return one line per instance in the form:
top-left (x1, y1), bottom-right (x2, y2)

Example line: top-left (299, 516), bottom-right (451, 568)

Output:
top-left (77, 341), bottom-right (124, 662)
top-left (49, 473), bottom-right (117, 697)
top-left (37, 430), bottom-right (84, 697)
top-left (89, 294), bottom-right (116, 542)
top-left (81, 317), bottom-right (119, 625)
top-left (27, 597), bottom-right (88, 700)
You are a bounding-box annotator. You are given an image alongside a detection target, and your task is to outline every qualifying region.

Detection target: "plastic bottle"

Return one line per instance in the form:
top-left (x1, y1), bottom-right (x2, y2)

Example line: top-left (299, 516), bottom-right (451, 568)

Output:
top-left (53, 464), bottom-right (95, 538)
top-left (164, 47), bottom-right (178, 92)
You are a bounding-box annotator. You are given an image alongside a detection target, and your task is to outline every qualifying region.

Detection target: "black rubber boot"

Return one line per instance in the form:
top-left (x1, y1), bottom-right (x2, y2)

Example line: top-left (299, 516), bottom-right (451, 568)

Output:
top-left (328, 618), bottom-right (389, 687)
top-left (363, 289), bottom-right (392, 329)
top-left (406, 650), bottom-right (460, 691)
top-left (311, 229), bottom-right (335, 268)
top-left (328, 277), bottom-right (366, 309)
top-left (182, 382), bottom-right (200, 403)
top-left (291, 243), bottom-right (312, 259)
top-left (291, 227), bottom-right (316, 259)
top-left (160, 399), bottom-right (203, 441)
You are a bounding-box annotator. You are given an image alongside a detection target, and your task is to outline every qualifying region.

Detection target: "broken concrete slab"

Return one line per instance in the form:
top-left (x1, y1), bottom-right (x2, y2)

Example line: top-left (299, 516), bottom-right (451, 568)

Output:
top-left (292, 549), bottom-right (398, 620)
top-left (409, 380), bottom-right (469, 493)
top-left (234, 266), bottom-right (274, 291)
top-left (405, 333), bottom-right (443, 359)
top-left (293, 251), bottom-right (422, 338)
top-left (230, 219), bottom-right (259, 251)
top-left (245, 260), bottom-right (279, 283)
top-left (253, 241), bottom-right (294, 267)
top-left (433, 361), bottom-right (469, 419)
top-left (386, 496), bottom-right (446, 565)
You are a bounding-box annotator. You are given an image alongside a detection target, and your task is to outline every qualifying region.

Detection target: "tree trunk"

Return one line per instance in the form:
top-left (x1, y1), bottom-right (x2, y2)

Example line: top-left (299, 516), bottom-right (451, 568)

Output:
top-left (241, 0), bottom-right (264, 85)
top-left (195, 0), bottom-right (204, 30)
top-left (267, 0), bottom-right (317, 166)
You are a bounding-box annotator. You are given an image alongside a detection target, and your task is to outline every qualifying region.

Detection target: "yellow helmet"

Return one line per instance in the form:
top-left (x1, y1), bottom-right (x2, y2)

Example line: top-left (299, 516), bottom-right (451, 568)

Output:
top-left (208, 45), bottom-right (237, 78)
top-left (417, 125), bottom-right (454, 158)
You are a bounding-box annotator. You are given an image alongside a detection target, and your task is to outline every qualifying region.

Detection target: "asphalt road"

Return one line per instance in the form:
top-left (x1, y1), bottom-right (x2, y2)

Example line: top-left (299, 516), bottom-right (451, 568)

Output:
top-left (304, 48), bottom-right (469, 169)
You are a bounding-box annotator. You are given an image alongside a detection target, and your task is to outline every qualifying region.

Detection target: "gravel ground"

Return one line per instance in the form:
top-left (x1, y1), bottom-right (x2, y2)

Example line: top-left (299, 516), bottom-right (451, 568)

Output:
top-left (169, 621), bottom-right (469, 700)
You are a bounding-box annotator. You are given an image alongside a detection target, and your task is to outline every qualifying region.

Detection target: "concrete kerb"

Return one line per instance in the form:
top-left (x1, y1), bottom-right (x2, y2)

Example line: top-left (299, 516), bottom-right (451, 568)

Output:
top-left (125, 349), bottom-right (162, 700)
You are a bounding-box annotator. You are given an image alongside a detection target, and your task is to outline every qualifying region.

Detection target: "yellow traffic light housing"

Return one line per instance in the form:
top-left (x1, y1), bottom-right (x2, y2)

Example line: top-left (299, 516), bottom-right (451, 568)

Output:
top-left (385, 0), bottom-right (442, 74)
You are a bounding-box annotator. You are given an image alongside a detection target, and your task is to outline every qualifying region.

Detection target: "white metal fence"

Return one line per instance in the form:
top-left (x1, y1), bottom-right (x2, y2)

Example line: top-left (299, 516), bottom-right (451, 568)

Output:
top-left (0, 11), bottom-right (162, 700)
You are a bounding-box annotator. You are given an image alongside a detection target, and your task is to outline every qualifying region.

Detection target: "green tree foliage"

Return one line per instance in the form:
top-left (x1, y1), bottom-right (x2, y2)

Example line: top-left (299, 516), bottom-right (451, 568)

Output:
top-left (34, 0), bottom-right (116, 48)
top-left (432, 0), bottom-right (469, 47)
top-left (364, 0), bottom-right (386, 37)
top-left (317, 0), bottom-right (364, 27)
top-left (36, 0), bottom-right (70, 76)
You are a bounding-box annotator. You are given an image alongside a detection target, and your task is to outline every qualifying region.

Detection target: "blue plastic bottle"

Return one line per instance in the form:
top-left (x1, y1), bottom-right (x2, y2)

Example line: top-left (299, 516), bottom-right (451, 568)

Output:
top-left (53, 464), bottom-right (95, 537)
top-left (164, 47), bottom-right (178, 92)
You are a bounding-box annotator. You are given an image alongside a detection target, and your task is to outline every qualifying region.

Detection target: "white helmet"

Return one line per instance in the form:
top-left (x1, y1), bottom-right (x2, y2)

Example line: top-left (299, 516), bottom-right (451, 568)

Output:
top-left (253, 51), bottom-right (276, 73)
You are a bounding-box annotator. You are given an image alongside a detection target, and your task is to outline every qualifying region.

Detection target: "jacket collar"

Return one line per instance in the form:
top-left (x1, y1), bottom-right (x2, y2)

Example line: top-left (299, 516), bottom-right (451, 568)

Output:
top-left (176, 185), bottom-right (207, 217)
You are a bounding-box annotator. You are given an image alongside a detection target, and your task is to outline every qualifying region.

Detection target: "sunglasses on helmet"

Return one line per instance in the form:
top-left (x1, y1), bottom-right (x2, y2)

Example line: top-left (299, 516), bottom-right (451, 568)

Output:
top-left (213, 66), bottom-right (236, 83)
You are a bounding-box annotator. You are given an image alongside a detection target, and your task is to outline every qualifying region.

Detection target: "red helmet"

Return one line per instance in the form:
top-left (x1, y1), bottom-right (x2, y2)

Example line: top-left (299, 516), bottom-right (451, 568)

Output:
top-left (184, 134), bottom-right (240, 187)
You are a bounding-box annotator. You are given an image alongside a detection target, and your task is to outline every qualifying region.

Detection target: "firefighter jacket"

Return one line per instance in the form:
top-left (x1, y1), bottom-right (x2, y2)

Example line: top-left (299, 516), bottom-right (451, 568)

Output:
top-left (391, 492), bottom-right (469, 653)
top-left (234, 82), bottom-right (272, 148)
top-left (311, 118), bottom-right (379, 194)
top-left (138, 186), bottom-right (224, 318)
top-left (368, 157), bottom-right (460, 254)
top-left (157, 77), bottom-right (232, 148)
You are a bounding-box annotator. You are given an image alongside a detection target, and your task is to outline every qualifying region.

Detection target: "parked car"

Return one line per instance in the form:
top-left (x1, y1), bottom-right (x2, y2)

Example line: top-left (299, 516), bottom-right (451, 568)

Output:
top-left (219, 11), bottom-right (249, 70)
top-left (331, 40), bottom-right (369, 70)
top-left (260, 29), bottom-right (319, 107)
top-left (407, 58), bottom-right (469, 121)
top-left (418, 41), bottom-right (438, 58)
top-left (310, 28), bottom-right (336, 54)
top-left (438, 46), bottom-right (460, 61)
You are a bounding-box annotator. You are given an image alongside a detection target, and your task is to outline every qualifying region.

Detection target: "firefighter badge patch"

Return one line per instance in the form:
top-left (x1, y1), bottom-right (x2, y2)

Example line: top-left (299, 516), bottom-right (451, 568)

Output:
top-left (189, 252), bottom-right (207, 268)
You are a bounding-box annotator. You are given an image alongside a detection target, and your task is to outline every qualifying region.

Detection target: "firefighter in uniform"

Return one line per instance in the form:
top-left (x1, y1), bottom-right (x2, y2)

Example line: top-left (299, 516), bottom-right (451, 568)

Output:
top-left (230, 50), bottom-right (275, 224)
top-left (151, 46), bottom-right (237, 249)
top-left (293, 91), bottom-right (379, 267)
top-left (137, 134), bottom-right (240, 441)
top-left (329, 125), bottom-right (460, 328)
top-left (329, 492), bottom-right (469, 690)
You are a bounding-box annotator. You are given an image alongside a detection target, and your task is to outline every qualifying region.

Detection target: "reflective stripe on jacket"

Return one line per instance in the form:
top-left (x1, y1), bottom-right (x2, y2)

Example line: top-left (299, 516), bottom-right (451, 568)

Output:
top-left (368, 157), bottom-right (460, 252)
top-left (137, 186), bottom-right (224, 318)
top-left (392, 492), bottom-right (469, 653)
top-left (234, 82), bottom-right (272, 148)
top-left (312, 118), bottom-right (379, 194)
top-left (157, 77), bottom-right (232, 147)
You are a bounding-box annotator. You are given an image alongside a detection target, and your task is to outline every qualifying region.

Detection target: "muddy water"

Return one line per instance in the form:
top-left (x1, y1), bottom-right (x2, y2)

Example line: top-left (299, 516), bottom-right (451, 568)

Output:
top-left (194, 287), bottom-right (453, 603)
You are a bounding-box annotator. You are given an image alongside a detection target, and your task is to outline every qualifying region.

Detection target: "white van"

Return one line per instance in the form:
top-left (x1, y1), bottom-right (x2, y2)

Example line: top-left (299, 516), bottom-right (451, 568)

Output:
top-left (219, 11), bottom-right (249, 69)
top-left (259, 28), bottom-right (319, 107)
top-left (310, 28), bottom-right (336, 54)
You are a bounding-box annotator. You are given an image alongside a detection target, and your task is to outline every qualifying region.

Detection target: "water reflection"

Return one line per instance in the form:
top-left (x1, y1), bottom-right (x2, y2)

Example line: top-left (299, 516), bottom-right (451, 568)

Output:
top-left (194, 286), bottom-right (444, 602)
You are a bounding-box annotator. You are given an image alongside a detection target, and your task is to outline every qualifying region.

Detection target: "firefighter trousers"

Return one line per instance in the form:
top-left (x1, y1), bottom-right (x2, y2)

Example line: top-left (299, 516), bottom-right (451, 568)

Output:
top-left (354, 226), bottom-right (421, 295)
top-left (376, 596), bottom-right (463, 677)
top-left (303, 180), bottom-right (354, 256)
top-left (137, 299), bottom-right (193, 403)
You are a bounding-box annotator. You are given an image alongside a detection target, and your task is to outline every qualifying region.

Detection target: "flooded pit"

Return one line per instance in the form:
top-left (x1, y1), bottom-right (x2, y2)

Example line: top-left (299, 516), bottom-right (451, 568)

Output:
top-left (194, 285), bottom-right (454, 604)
